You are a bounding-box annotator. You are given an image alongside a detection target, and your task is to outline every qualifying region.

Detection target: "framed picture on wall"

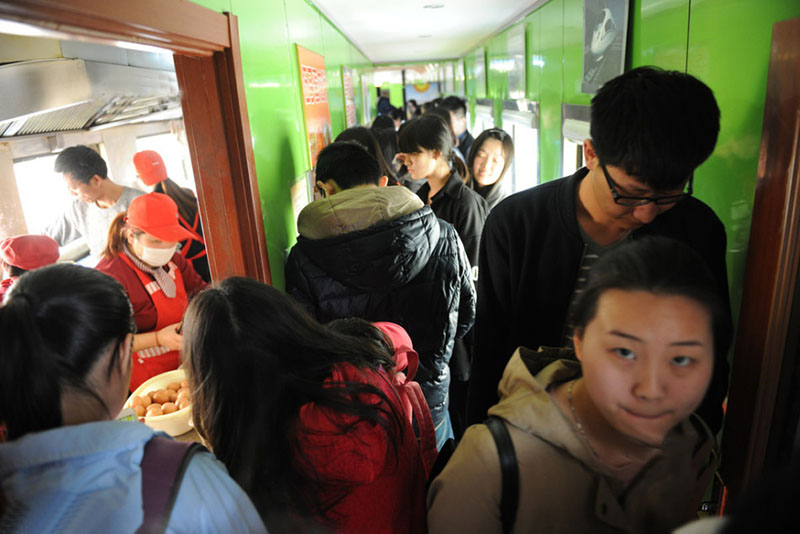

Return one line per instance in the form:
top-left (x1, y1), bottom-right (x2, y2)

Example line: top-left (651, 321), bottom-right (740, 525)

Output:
top-left (582, 0), bottom-right (629, 93)
top-left (296, 44), bottom-right (332, 169)
top-left (341, 66), bottom-right (357, 128)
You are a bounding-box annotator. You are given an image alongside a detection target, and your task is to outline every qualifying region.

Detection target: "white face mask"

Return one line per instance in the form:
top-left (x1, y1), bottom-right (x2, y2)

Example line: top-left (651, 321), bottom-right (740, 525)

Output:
top-left (139, 244), bottom-right (177, 267)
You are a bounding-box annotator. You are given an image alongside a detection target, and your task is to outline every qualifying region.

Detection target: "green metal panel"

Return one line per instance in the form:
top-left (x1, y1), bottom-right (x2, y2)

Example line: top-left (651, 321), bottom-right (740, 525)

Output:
top-left (538, 0), bottom-right (564, 183)
top-left (526, 10), bottom-right (541, 103)
top-left (487, 29), bottom-right (510, 109)
top-left (687, 0), bottom-right (800, 325)
top-left (563, 0), bottom-right (591, 104)
top-left (188, 0), bottom-right (371, 288)
top-left (629, 0), bottom-right (690, 70)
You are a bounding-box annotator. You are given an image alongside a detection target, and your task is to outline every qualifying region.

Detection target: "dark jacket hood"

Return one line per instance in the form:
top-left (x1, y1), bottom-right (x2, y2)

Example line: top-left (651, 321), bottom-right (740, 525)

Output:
top-left (295, 204), bottom-right (440, 291)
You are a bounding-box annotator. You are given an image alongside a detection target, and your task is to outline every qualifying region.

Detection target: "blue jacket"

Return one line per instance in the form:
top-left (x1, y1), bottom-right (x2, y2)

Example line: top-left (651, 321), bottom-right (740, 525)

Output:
top-left (0, 421), bottom-right (266, 533)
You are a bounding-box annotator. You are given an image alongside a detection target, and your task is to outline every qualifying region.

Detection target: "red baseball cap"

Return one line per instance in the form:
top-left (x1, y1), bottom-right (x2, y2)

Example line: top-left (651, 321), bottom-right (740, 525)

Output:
top-left (0, 235), bottom-right (60, 270)
top-left (126, 193), bottom-right (194, 243)
top-left (133, 150), bottom-right (168, 186)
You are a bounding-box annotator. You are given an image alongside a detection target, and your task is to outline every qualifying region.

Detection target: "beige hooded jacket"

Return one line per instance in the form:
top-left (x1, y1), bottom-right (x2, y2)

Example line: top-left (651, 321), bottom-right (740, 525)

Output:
top-left (428, 348), bottom-right (715, 534)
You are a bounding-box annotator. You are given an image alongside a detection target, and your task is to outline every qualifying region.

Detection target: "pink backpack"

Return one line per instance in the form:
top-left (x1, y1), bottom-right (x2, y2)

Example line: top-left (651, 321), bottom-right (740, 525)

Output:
top-left (373, 322), bottom-right (438, 477)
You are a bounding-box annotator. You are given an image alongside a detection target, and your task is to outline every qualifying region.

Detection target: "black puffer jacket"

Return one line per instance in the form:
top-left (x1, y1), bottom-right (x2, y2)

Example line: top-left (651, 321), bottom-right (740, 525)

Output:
top-left (286, 200), bottom-right (475, 426)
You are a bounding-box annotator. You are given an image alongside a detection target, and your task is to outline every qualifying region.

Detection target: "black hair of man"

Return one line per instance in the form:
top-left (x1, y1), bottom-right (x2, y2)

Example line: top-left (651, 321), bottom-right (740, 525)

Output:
top-left (53, 145), bottom-right (108, 184)
top-left (590, 66), bottom-right (720, 192)
top-left (315, 141), bottom-right (382, 190)
top-left (440, 95), bottom-right (467, 119)
top-left (372, 115), bottom-right (395, 130)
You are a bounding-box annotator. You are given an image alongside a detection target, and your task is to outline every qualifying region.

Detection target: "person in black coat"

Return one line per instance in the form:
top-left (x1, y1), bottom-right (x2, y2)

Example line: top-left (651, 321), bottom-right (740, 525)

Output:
top-left (469, 67), bottom-right (731, 435)
top-left (285, 141), bottom-right (475, 449)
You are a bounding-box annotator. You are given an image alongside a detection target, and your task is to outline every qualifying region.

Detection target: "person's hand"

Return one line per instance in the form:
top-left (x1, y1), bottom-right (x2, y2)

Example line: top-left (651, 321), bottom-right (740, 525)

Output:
top-left (157, 322), bottom-right (183, 351)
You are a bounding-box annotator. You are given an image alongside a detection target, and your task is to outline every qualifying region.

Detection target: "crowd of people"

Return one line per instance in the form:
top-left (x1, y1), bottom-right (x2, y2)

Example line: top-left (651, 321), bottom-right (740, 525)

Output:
top-left (0, 66), bottom-right (770, 533)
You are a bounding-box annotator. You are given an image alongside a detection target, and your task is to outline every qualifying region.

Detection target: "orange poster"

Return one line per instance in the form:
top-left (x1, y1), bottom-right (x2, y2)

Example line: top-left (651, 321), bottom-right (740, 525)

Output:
top-left (296, 44), bottom-right (332, 169)
top-left (342, 66), bottom-right (357, 128)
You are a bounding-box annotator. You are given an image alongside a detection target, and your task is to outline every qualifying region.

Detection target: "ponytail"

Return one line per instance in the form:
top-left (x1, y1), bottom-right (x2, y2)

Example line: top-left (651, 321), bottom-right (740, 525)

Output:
top-left (451, 152), bottom-right (470, 184)
top-left (0, 295), bottom-right (61, 440)
top-left (103, 211), bottom-right (138, 259)
top-left (0, 264), bottom-right (134, 441)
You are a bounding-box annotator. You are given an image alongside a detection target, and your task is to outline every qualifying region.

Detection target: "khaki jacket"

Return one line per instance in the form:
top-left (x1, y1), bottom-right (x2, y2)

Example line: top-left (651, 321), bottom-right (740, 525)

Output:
top-left (428, 348), bottom-right (715, 534)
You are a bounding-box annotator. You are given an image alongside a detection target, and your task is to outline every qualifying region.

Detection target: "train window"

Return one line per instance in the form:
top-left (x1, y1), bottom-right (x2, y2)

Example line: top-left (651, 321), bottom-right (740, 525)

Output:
top-left (13, 153), bottom-right (71, 234)
top-left (562, 105), bottom-right (591, 176)
top-left (136, 132), bottom-right (195, 192)
top-left (502, 101), bottom-right (539, 194)
top-left (473, 98), bottom-right (494, 135)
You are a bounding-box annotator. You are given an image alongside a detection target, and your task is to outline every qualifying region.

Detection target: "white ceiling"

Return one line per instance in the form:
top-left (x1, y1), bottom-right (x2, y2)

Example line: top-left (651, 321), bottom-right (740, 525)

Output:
top-left (311, 0), bottom-right (545, 65)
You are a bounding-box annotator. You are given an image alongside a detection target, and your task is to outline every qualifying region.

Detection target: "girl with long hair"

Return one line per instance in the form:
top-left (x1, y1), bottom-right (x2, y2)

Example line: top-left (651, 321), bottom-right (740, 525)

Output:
top-left (397, 113), bottom-right (488, 268)
top-left (97, 192), bottom-right (206, 391)
top-left (465, 128), bottom-right (515, 210)
top-left (182, 277), bottom-right (428, 533)
top-left (0, 264), bottom-right (264, 532)
top-left (428, 237), bottom-right (732, 533)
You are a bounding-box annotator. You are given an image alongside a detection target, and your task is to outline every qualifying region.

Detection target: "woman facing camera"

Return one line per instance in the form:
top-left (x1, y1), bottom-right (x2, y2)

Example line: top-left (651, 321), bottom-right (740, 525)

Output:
top-left (97, 192), bottom-right (206, 391)
top-left (465, 128), bottom-right (515, 210)
top-left (428, 237), bottom-right (731, 534)
top-left (0, 265), bottom-right (264, 533)
top-left (182, 277), bottom-right (428, 533)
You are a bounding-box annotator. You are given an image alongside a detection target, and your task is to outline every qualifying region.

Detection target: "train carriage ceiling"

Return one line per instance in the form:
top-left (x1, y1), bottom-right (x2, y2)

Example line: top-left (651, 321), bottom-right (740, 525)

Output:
top-left (310, 0), bottom-right (547, 64)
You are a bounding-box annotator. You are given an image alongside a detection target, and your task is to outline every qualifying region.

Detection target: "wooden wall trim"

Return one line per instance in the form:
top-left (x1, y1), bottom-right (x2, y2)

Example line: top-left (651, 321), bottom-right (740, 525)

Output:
top-left (0, 0), bottom-right (229, 55)
top-left (721, 17), bottom-right (800, 499)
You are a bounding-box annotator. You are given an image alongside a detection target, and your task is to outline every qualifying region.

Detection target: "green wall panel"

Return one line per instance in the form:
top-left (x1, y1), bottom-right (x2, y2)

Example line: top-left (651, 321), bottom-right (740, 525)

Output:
top-left (686, 0), bottom-right (800, 325)
top-left (562, 0), bottom-right (591, 105)
top-left (629, 0), bottom-right (690, 70)
top-left (538, 0), bottom-right (564, 183)
top-left (189, 0), bottom-right (371, 289)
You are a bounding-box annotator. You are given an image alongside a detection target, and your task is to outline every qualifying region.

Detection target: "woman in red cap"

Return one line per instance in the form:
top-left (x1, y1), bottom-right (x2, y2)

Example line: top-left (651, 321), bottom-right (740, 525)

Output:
top-left (97, 192), bottom-right (207, 391)
top-left (0, 234), bottom-right (60, 302)
top-left (133, 150), bottom-right (209, 282)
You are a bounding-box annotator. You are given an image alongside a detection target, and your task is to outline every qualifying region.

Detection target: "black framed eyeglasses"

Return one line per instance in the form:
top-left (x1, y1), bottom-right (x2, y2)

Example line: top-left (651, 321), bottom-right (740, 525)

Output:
top-left (600, 162), bottom-right (693, 206)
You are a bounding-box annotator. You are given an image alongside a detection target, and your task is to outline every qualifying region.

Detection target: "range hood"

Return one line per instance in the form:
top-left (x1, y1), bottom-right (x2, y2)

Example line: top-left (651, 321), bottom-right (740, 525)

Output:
top-left (0, 58), bottom-right (181, 137)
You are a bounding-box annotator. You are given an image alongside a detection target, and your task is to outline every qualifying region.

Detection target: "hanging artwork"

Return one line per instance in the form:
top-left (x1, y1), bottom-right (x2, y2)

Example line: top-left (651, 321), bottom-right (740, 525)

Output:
top-left (582, 0), bottom-right (629, 93)
top-left (341, 66), bottom-right (357, 128)
top-left (296, 44), bottom-right (332, 169)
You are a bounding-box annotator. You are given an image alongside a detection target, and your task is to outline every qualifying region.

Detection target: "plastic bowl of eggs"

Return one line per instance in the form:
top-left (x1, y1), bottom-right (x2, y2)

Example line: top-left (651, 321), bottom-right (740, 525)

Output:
top-left (124, 369), bottom-right (193, 436)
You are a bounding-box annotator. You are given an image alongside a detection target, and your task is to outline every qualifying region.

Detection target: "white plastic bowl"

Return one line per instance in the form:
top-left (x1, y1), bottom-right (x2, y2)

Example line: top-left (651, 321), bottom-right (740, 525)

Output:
top-left (125, 369), bottom-right (192, 436)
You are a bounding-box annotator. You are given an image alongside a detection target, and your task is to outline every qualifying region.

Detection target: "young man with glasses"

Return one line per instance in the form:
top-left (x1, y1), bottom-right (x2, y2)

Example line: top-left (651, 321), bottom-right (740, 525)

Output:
top-left (468, 67), bottom-right (730, 435)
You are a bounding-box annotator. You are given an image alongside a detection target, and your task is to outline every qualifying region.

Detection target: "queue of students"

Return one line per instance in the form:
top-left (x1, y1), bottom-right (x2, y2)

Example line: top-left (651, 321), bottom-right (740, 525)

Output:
top-left (0, 67), bottom-right (751, 533)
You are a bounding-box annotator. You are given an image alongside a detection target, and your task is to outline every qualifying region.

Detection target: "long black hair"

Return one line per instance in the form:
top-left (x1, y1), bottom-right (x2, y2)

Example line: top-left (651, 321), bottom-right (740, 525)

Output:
top-left (182, 277), bottom-right (403, 530)
top-left (465, 128), bottom-right (515, 206)
top-left (398, 114), bottom-right (470, 182)
top-left (0, 264), bottom-right (134, 440)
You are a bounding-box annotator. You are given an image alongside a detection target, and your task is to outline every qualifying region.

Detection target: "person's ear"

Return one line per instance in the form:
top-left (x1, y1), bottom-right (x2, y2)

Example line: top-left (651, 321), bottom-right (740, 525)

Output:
top-left (378, 176), bottom-right (389, 187)
top-left (89, 174), bottom-right (103, 187)
top-left (316, 180), bottom-right (336, 197)
top-left (125, 228), bottom-right (136, 246)
top-left (573, 328), bottom-right (585, 362)
top-left (583, 139), bottom-right (598, 170)
top-left (432, 149), bottom-right (443, 160)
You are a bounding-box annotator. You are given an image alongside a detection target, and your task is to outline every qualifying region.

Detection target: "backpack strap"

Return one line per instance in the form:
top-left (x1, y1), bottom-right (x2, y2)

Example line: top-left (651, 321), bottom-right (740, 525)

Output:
top-left (485, 416), bottom-right (519, 534)
top-left (137, 436), bottom-right (207, 534)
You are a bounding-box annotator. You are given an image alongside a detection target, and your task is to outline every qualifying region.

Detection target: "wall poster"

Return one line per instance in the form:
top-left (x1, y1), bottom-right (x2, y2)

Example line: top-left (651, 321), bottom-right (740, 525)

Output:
top-left (341, 65), bottom-right (357, 128)
top-left (295, 44), bottom-right (332, 169)
top-left (582, 0), bottom-right (629, 93)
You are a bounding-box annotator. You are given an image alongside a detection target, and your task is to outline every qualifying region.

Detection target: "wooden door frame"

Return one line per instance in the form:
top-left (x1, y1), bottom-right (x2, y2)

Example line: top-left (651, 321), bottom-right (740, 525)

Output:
top-left (720, 16), bottom-right (800, 500)
top-left (0, 0), bottom-right (271, 284)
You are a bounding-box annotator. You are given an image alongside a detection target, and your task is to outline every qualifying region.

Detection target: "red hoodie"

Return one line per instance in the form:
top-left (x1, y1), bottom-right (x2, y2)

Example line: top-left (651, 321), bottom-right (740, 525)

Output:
top-left (296, 363), bottom-right (428, 533)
